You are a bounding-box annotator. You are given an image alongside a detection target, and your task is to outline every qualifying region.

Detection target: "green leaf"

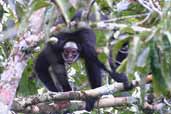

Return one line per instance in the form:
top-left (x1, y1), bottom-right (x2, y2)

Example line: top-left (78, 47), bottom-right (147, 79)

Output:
top-left (111, 35), bottom-right (129, 61)
top-left (98, 52), bottom-right (108, 63)
top-left (159, 34), bottom-right (171, 92)
top-left (17, 59), bottom-right (37, 96)
top-left (0, 4), bottom-right (4, 21)
top-left (95, 30), bottom-right (108, 46)
top-left (136, 47), bottom-right (150, 68)
top-left (116, 58), bottom-right (127, 73)
top-left (120, 27), bottom-right (134, 34)
top-left (150, 40), bottom-right (168, 96)
top-left (96, 0), bottom-right (112, 11)
top-left (15, 1), bottom-right (25, 21)
top-left (127, 36), bottom-right (141, 76)
top-left (31, 0), bottom-right (50, 12)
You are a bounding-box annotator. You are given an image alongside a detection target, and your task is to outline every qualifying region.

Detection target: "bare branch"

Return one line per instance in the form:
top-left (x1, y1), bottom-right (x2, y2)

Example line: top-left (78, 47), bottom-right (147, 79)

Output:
top-left (12, 96), bottom-right (137, 113)
top-left (10, 80), bottom-right (140, 113)
top-left (137, 0), bottom-right (162, 17)
top-left (86, 0), bottom-right (96, 21)
top-left (50, 0), bottom-right (70, 25)
top-left (90, 21), bottom-right (152, 32)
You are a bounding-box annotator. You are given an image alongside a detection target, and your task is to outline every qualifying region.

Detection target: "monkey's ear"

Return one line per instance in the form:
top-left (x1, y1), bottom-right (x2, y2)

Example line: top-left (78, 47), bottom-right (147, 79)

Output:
top-left (47, 37), bottom-right (58, 44)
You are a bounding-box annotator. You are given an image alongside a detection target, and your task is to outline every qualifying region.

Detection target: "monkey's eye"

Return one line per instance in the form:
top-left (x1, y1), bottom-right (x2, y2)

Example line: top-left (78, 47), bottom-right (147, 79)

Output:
top-left (63, 48), bottom-right (78, 56)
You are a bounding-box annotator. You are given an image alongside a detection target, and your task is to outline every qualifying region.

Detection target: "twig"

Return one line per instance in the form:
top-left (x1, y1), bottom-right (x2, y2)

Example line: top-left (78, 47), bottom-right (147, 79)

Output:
top-left (135, 12), bottom-right (151, 25)
top-left (137, 0), bottom-right (162, 17)
top-left (86, 0), bottom-right (96, 21)
top-left (102, 13), bottom-right (149, 23)
top-left (90, 21), bottom-right (152, 32)
top-left (50, 0), bottom-right (69, 26)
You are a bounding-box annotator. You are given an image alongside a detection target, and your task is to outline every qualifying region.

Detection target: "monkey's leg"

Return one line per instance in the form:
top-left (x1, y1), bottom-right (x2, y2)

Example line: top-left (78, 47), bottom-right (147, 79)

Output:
top-left (35, 63), bottom-right (60, 92)
top-left (51, 64), bottom-right (72, 92)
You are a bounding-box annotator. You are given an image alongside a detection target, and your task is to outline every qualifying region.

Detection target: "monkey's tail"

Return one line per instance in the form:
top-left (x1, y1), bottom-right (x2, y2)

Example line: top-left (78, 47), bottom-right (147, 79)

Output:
top-left (108, 40), bottom-right (134, 90)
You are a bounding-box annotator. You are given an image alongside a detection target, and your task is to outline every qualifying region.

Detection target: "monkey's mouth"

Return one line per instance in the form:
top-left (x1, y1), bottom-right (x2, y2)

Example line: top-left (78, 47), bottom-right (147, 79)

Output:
top-left (65, 59), bottom-right (75, 64)
top-left (62, 53), bottom-right (80, 64)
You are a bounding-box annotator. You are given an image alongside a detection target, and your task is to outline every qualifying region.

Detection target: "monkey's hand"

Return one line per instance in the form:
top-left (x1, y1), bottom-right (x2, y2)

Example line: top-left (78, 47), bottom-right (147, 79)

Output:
top-left (85, 97), bottom-right (98, 111)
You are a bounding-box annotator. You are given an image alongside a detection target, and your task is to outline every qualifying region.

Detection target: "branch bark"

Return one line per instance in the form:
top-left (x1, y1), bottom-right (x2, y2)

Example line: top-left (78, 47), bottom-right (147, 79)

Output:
top-left (0, 8), bottom-right (45, 114)
top-left (12, 96), bottom-right (137, 114)
top-left (11, 81), bottom-right (140, 113)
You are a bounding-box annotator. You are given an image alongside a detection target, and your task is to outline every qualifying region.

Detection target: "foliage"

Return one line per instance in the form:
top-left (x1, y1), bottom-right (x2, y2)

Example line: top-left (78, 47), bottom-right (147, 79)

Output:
top-left (17, 58), bottom-right (38, 96)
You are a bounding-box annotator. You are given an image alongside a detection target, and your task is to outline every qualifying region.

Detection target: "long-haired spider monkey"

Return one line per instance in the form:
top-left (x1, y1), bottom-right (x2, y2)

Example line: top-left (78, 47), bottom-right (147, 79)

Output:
top-left (35, 27), bottom-right (113, 111)
top-left (35, 11), bottom-right (132, 111)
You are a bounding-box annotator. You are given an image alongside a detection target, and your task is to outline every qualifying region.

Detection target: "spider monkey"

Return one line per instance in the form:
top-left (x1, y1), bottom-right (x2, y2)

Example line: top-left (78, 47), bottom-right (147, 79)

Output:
top-left (35, 27), bottom-right (113, 111)
top-left (35, 11), bottom-right (132, 111)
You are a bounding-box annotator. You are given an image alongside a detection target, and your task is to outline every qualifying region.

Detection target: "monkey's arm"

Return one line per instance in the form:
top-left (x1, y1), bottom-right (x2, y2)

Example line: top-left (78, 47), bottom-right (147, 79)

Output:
top-left (51, 63), bottom-right (72, 92)
top-left (35, 51), bottom-right (60, 92)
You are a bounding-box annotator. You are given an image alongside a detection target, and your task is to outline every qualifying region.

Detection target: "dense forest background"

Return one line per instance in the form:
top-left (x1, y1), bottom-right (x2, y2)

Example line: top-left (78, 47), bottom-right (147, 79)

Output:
top-left (0, 0), bottom-right (171, 114)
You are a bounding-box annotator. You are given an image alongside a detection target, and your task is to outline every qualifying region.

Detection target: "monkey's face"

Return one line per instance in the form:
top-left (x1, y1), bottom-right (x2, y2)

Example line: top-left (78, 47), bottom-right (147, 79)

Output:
top-left (62, 42), bottom-right (80, 64)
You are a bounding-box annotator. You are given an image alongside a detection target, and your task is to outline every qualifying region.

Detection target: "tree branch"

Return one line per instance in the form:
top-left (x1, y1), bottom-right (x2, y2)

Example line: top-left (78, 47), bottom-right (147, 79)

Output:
top-left (12, 96), bottom-right (137, 113)
top-left (50, 0), bottom-right (70, 26)
top-left (11, 80), bottom-right (140, 113)
top-left (91, 21), bottom-right (152, 32)
top-left (0, 8), bottom-right (45, 114)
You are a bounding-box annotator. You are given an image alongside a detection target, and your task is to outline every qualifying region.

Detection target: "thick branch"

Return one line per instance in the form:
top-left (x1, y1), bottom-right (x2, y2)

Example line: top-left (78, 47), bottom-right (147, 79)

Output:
top-left (11, 80), bottom-right (140, 113)
top-left (0, 8), bottom-right (45, 114)
top-left (12, 96), bottom-right (137, 113)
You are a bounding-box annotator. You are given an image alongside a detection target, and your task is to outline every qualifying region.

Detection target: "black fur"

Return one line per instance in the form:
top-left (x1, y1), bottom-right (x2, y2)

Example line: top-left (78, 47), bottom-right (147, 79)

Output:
top-left (35, 28), bottom-right (107, 111)
top-left (109, 41), bottom-right (133, 90)
top-left (35, 10), bottom-right (132, 112)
